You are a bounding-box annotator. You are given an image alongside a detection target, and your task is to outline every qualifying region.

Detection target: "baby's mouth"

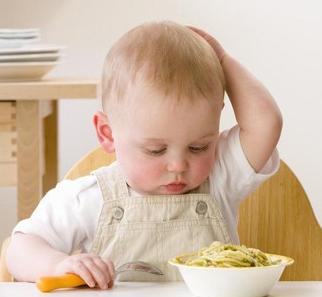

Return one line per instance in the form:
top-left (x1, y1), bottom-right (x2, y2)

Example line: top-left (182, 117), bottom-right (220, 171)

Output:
top-left (165, 182), bottom-right (187, 193)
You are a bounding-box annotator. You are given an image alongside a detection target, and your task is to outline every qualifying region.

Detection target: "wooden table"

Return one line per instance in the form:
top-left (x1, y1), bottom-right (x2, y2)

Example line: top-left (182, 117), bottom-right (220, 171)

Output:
top-left (0, 78), bottom-right (98, 220)
top-left (0, 281), bottom-right (321, 297)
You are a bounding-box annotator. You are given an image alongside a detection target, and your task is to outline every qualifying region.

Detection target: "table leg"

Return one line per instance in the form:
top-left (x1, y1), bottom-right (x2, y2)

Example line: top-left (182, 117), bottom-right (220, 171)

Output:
top-left (43, 100), bottom-right (58, 195)
top-left (16, 100), bottom-right (43, 220)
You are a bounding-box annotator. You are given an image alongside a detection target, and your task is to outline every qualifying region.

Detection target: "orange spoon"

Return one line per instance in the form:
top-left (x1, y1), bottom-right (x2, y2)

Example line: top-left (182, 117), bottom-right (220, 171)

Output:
top-left (36, 261), bottom-right (163, 292)
top-left (37, 274), bottom-right (85, 292)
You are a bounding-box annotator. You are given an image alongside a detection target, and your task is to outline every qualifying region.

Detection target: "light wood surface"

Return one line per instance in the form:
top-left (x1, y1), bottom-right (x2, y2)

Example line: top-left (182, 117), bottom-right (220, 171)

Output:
top-left (64, 147), bottom-right (115, 180)
top-left (0, 78), bottom-right (98, 220)
top-left (0, 238), bottom-right (12, 282)
top-left (0, 78), bottom-right (98, 100)
top-left (0, 102), bottom-right (16, 185)
top-left (238, 161), bottom-right (322, 280)
top-left (16, 100), bottom-right (43, 220)
top-left (42, 101), bottom-right (58, 196)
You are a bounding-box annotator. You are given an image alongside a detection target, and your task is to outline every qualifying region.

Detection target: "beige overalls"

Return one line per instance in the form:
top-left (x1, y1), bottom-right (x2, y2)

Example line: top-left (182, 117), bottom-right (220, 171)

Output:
top-left (90, 164), bottom-right (232, 281)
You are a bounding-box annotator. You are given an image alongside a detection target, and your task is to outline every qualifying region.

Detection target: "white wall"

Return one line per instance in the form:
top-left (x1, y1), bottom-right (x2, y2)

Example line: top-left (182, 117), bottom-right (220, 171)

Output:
top-left (1, 0), bottom-right (321, 242)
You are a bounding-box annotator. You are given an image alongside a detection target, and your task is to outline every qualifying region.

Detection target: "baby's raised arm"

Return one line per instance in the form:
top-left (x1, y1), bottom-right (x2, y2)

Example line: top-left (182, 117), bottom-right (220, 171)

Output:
top-left (6, 233), bottom-right (115, 289)
top-left (190, 27), bottom-right (283, 172)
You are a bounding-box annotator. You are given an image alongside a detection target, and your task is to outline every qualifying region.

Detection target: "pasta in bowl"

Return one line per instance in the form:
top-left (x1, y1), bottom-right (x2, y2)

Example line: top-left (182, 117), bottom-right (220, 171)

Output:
top-left (168, 241), bottom-right (294, 297)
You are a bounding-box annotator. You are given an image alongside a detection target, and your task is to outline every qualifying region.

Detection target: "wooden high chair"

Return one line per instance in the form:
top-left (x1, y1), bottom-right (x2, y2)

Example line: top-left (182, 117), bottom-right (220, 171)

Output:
top-left (0, 147), bottom-right (321, 281)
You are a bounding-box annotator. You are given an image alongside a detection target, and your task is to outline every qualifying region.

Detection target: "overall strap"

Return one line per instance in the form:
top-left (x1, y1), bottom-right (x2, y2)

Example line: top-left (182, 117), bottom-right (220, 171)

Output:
top-left (92, 163), bottom-right (129, 201)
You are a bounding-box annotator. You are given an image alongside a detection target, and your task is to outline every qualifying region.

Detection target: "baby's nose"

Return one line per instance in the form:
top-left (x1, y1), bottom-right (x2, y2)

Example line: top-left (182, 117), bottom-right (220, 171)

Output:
top-left (167, 157), bottom-right (188, 173)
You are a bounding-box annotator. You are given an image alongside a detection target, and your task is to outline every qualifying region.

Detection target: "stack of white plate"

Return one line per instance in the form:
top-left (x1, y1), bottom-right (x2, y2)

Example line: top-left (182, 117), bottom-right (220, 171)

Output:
top-left (0, 28), bottom-right (64, 81)
top-left (0, 28), bottom-right (40, 48)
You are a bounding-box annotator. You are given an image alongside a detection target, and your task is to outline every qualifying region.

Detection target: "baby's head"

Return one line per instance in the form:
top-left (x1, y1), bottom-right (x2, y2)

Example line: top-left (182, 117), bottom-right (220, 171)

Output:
top-left (94, 21), bottom-right (225, 195)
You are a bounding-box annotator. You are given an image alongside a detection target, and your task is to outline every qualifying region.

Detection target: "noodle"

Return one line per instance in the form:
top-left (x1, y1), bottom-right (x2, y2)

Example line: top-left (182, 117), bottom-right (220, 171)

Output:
top-left (174, 241), bottom-right (281, 267)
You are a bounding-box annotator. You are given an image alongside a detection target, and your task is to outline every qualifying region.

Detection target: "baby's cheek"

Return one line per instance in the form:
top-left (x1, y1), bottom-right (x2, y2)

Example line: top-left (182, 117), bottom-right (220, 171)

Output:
top-left (131, 161), bottom-right (163, 188)
top-left (194, 155), bottom-right (215, 180)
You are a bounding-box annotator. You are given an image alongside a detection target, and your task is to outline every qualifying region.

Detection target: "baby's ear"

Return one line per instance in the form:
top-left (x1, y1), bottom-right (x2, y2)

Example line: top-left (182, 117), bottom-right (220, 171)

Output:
top-left (93, 111), bottom-right (115, 153)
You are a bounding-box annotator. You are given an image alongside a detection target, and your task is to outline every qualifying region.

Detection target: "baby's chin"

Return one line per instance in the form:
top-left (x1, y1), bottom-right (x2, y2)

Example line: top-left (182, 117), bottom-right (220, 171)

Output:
top-left (136, 185), bottom-right (198, 196)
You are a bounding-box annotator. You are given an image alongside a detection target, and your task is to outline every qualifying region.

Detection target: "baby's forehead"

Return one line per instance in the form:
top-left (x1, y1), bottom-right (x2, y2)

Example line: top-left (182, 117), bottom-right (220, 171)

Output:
top-left (107, 78), bottom-right (223, 130)
top-left (110, 88), bottom-right (221, 140)
top-left (113, 71), bottom-right (222, 105)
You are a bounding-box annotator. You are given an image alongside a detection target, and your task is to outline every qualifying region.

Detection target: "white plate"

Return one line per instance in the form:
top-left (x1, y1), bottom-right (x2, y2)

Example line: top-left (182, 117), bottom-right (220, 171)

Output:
top-left (0, 28), bottom-right (39, 34)
top-left (0, 53), bottom-right (61, 63)
top-left (0, 29), bottom-right (40, 40)
top-left (0, 33), bottom-right (40, 39)
top-left (0, 44), bottom-right (64, 55)
top-left (0, 37), bottom-right (40, 48)
top-left (0, 62), bottom-right (59, 81)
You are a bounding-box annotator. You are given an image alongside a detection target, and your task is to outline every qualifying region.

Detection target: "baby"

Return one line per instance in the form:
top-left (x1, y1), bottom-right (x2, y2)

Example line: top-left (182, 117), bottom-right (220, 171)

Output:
top-left (7, 21), bottom-right (282, 289)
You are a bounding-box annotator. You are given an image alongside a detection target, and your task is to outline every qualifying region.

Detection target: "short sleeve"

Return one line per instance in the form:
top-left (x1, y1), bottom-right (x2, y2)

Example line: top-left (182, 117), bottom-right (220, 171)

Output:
top-left (12, 175), bottom-right (102, 254)
top-left (211, 125), bottom-right (280, 203)
top-left (209, 125), bottom-right (280, 243)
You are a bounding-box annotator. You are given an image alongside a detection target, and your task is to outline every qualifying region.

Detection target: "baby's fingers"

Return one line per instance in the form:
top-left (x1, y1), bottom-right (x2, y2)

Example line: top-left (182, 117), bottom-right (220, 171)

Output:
top-left (93, 258), bottom-right (115, 288)
top-left (83, 258), bottom-right (112, 289)
top-left (187, 26), bottom-right (226, 62)
top-left (73, 262), bottom-right (96, 288)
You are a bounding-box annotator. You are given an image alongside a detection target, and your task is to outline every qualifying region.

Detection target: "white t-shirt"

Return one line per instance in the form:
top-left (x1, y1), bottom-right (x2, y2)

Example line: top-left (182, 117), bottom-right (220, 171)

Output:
top-left (13, 126), bottom-right (279, 254)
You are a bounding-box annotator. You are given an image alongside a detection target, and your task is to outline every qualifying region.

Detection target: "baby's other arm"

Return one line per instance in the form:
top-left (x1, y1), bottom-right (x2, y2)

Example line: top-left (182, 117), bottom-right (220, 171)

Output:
top-left (7, 233), bottom-right (115, 289)
top-left (190, 27), bottom-right (283, 172)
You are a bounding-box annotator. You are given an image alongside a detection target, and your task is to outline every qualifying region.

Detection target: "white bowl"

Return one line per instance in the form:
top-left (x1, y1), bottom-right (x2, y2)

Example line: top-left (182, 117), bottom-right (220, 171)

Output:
top-left (0, 61), bottom-right (59, 81)
top-left (169, 254), bottom-right (294, 297)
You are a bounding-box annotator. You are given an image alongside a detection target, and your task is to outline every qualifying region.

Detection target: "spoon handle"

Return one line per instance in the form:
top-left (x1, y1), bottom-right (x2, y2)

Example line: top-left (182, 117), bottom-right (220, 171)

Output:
top-left (36, 274), bottom-right (85, 292)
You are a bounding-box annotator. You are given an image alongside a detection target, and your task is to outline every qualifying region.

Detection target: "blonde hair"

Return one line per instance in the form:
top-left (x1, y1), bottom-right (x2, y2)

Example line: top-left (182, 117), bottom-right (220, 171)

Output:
top-left (101, 21), bottom-right (225, 111)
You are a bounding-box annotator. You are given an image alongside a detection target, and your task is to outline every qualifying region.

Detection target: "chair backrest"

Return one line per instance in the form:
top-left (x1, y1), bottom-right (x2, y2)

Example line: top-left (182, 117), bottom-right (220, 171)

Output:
top-left (0, 237), bottom-right (12, 282)
top-left (64, 147), bottom-right (115, 179)
top-left (1, 147), bottom-right (321, 281)
top-left (238, 161), bottom-right (322, 280)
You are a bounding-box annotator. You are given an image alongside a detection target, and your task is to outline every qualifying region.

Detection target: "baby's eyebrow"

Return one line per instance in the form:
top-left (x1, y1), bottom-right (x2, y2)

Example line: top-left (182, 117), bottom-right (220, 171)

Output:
top-left (141, 133), bottom-right (216, 144)
top-left (141, 138), bottom-right (167, 144)
top-left (198, 133), bottom-right (216, 139)
top-left (137, 138), bottom-right (167, 145)
top-left (143, 138), bottom-right (166, 141)
top-left (190, 133), bottom-right (217, 143)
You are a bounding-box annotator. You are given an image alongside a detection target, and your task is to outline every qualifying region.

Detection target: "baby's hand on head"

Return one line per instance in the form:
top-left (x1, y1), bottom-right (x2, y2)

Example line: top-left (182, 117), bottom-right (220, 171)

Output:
top-left (54, 253), bottom-right (115, 290)
top-left (187, 26), bottom-right (227, 63)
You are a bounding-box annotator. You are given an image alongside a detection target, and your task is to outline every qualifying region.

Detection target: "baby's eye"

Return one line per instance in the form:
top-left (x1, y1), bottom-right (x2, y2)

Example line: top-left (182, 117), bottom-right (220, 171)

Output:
top-left (145, 147), bottom-right (167, 156)
top-left (189, 144), bottom-right (209, 153)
